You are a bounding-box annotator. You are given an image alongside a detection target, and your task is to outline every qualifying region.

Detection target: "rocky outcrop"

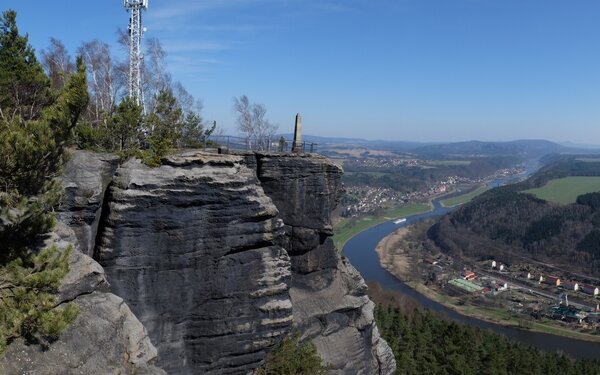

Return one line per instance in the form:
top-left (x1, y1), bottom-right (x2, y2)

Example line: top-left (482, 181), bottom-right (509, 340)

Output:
top-left (1, 223), bottom-right (163, 375)
top-left (3, 150), bottom-right (395, 375)
top-left (1, 151), bottom-right (162, 375)
top-left (57, 151), bottom-right (119, 257)
top-left (256, 154), bottom-right (396, 374)
top-left (95, 153), bottom-right (293, 374)
top-left (1, 291), bottom-right (164, 375)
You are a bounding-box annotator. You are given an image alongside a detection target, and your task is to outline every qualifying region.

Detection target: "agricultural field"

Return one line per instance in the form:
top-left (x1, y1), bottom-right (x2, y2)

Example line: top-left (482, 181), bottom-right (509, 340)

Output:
top-left (522, 176), bottom-right (600, 205)
top-left (440, 185), bottom-right (489, 207)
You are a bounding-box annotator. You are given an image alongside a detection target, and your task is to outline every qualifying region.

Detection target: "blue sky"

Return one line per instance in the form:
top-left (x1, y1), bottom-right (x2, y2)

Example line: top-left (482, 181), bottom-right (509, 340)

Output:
top-left (3, 0), bottom-right (600, 143)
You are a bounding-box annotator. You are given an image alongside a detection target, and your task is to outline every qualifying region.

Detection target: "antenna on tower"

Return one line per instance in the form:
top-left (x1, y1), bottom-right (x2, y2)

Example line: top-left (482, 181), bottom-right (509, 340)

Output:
top-left (124, 0), bottom-right (148, 109)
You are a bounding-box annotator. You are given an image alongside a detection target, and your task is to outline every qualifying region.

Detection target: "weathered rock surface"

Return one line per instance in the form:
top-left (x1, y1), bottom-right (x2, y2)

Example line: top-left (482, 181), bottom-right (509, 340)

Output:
top-left (1, 151), bottom-right (163, 375)
top-left (256, 153), bottom-right (396, 374)
top-left (1, 222), bottom-right (163, 375)
top-left (1, 292), bottom-right (164, 375)
top-left (95, 153), bottom-right (294, 374)
top-left (4, 150), bottom-right (395, 375)
top-left (57, 150), bottom-right (119, 257)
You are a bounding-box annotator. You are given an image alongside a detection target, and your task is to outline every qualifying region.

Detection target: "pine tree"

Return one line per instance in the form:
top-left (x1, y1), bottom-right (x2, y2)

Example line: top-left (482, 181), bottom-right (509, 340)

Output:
top-left (0, 10), bottom-right (51, 122)
top-left (143, 89), bottom-right (183, 165)
top-left (109, 96), bottom-right (143, 153)
top-left (254, 332), bottom-right (329, 375)
top-left (0, 10), bottom-right (88, 355)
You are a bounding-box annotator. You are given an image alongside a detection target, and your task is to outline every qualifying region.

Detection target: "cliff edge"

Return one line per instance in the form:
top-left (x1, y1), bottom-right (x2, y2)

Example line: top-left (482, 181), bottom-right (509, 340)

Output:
top-left (2, 150), bottom-right (395, 375)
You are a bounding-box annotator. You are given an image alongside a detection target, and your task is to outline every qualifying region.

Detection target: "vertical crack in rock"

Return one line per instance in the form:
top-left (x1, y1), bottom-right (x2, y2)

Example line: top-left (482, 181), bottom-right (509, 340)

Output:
top-left (255, 153), bottom-right (397, 374)
top-left (95, 153), bottom-right (293, 374)
top-left (1, 151), bottom-right (164, 375)
top-left (10, 150), bottom-right (396, 375)
top-left (57, 151), bottom-right (120, 257)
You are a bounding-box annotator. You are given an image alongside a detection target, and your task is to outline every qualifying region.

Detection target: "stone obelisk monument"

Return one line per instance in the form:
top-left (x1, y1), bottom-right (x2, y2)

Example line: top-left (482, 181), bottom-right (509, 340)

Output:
top-left (292, 113), bottom-right (302, 153)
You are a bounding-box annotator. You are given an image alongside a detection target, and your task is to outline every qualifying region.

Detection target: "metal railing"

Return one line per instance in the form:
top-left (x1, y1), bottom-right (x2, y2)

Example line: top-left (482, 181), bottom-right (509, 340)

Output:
top-left (202, 135), bottom-right (318, 154)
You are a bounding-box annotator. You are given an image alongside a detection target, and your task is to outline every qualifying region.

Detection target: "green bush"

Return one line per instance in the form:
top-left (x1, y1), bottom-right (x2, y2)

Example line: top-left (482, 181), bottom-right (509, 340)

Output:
top-left (0, 246), bottom-right (79, 352)
top-left (255, 332), bottom-right (329, 375)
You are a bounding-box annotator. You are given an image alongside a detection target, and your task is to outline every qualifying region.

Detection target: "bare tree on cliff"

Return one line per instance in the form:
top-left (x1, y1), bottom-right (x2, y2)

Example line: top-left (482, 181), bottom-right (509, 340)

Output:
top-left (41, 38), bottom-right (75, 90)
top-left (233, 95), bottom-right (278, 151)
top-left (78, 39), bottom-right (118, 127)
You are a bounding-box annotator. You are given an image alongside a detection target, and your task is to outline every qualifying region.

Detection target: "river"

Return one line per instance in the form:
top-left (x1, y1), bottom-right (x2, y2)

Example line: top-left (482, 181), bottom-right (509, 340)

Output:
top-left (342, 162), bottom-right (600, 358)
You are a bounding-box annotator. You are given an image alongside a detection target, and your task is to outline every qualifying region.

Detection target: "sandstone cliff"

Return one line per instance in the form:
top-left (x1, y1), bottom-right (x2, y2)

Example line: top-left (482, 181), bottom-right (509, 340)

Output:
top-left (255, 154), bottom-right (396, 374)
top-left (95, 153), bottom-right (293, 374)
top-left (2, 150), bottom-right (395, 375)
top-left (1, 152), bottom-right (164, 375)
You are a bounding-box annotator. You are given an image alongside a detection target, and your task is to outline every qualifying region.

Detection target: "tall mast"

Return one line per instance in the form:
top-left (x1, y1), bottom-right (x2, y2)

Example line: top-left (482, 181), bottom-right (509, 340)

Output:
top-left (124, 0), bottom-right (148, 108)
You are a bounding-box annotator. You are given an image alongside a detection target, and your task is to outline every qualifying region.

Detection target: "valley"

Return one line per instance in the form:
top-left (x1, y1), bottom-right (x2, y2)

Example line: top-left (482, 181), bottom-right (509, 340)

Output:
top-left (336, 144), bottom-right (600, 355)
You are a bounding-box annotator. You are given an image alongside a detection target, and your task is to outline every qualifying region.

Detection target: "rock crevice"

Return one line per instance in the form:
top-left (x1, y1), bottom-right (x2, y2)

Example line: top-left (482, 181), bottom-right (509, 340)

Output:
top-left (3, 150), bottom-right (395, 375)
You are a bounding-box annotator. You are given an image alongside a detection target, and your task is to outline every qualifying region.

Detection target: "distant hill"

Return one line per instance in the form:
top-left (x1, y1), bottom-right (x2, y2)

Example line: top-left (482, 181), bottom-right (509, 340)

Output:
top-left (277, 134), bottom-right (433, 152)
top-left (560, 141), bottom-right (600, 150)
top-left (276, 135), bottom-right (600, 159)
top-left (428, 156), bottom-right (600, 278)
top-left (413, 140), bottom-right (569, 159)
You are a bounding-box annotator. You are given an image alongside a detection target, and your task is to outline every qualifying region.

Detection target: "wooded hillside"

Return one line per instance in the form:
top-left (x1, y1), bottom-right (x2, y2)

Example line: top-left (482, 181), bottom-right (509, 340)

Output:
top-left (428, 156), bottom-right (600, 277)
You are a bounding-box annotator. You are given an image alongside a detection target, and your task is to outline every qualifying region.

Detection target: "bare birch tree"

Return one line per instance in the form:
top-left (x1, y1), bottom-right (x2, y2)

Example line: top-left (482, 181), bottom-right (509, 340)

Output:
top-left (41, 38), bottom-right (74, 90)
top-left (78, 40), bottom-right (118, 127)
top-left (233, 95), bottom-right (278, 151)
top-left (143, 37), bottom-right (171, 113)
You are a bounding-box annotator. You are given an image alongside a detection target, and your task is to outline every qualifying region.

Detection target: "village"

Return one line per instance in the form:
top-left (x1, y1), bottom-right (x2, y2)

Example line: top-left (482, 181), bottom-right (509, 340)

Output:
top-left (419, 253), bottom-right (600, 333)
top-left (341, 163), bottom-right (525, 218)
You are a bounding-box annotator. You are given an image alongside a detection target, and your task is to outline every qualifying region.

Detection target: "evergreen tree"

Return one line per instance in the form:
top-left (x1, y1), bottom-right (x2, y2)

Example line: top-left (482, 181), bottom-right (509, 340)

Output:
top-left (108, 96), bottom-right (143, 153)
top-left (180, 112), bottom-right (216, 148)
top-left (255, 332), bottom-right (329, 375)
top-left (373, 299), bottom-right (600, 375)
top-left (0, 10), bottom-right (51, 122)
top-left (0, 10), bottom-right (88, 355)
top-left (143, 89), bottom-right (183, 165)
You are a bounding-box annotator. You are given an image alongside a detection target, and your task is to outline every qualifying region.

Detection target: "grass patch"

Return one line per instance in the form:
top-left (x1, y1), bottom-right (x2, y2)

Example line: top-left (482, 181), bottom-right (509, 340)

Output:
top-left (333, 203), bottom-right (432, 249)
top-left (383, 203), bottom-right (433, 219)
top-left (522, 176), bottom-right (600, 205)
top-left (440, 185), bottom-right (489, 207)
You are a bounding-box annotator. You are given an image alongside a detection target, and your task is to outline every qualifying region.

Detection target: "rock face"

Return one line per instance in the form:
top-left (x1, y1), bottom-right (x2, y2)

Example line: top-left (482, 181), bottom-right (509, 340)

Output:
top-left (256, 154), bottom-right (396, 374)
top-left (95, 153), bottom-right (293, 374)
top-left (3, 150), bottom-right (395, 375)
top-left (57, 151), bottom-right (119, 257)
top-left (2, 290), bottom-right (164, 375)
top-left (2, 155), bottom-right (163, 375)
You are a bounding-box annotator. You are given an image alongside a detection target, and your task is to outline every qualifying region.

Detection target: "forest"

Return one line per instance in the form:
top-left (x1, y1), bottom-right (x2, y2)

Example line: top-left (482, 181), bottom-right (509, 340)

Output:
top-left (370, 283), bottom-right (600, 375)
top-left (428, 157), bottom-right (600, 277)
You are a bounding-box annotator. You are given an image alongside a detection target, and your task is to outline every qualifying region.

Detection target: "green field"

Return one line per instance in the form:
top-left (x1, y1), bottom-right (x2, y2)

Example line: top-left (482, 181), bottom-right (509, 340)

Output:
top-left (440, 185), bottom-right (489, 207)
top-left (333, 203), bottom-right (432, 249)
top-left (523, 176), bottom-right (600, 205)
top-left (576, 158), bottom-right (600, 163)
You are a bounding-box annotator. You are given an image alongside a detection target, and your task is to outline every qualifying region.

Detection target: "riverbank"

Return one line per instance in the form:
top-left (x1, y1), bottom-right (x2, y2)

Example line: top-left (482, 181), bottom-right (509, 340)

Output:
top-left (375, 226), bottom-right (600, 343)
top-left (334, 183), bottom-right (490, 249)
top-left (439, 184), bottom-right (489, 207)
top-left (332, 202), bottom-right (432, 249)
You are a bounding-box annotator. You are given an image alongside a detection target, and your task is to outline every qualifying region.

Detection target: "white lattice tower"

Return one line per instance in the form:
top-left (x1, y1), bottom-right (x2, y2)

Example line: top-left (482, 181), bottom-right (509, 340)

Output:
top-left (124, 0), bottom-right (148, 107)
